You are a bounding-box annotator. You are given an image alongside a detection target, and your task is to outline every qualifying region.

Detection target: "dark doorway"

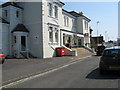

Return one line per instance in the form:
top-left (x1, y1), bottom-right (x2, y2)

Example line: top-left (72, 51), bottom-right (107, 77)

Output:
top-left (21, 36), bottom-right (26, 51)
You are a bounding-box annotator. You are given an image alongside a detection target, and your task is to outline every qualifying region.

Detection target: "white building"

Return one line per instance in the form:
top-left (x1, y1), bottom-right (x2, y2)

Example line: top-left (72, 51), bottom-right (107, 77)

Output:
top-left (0, 0), bottom-right (91, 59)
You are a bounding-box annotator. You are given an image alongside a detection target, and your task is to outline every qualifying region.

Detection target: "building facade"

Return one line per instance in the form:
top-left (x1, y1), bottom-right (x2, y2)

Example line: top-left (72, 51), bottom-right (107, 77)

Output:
top-left (0, 0), bottom-right (91, 58)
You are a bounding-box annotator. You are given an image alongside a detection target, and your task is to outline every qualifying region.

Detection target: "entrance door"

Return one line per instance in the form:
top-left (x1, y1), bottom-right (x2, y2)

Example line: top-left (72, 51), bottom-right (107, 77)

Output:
top-left (21, 36), bottom-right (26, 51)
top-left (78, 39), bottom-right (82, 47)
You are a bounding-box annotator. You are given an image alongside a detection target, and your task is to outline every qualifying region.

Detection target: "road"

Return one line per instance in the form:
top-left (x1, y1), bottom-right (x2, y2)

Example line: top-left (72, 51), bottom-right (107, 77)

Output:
top-left (3, 55), bottom-right (120, 88)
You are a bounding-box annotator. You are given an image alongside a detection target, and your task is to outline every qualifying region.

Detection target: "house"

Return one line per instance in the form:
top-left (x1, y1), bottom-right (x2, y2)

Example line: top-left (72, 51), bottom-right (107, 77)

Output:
top-left (0, 0), bottom-right (91, 59)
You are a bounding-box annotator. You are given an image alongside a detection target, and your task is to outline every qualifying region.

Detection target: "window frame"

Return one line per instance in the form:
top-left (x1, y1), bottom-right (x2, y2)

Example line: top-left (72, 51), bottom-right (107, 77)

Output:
top-left (54, 6), bottom-right (58, 18)
top-left (49, 27), bottom-right (53, 43)
top-left (55, 28), bottom-right (59, 43)
top-left (48, 3), bottom-right (53, 17)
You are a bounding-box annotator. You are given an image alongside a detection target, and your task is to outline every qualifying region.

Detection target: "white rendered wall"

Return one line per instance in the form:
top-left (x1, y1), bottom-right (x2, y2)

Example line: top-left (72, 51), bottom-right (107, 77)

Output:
top-left (0, 23), bottom-right (9, 56)
top-left (18, 2), bottom-right (43, 58)
top-left (42, 0), bottom-right (64, 58)
top-left (2, 5), bottom-right (23, 56)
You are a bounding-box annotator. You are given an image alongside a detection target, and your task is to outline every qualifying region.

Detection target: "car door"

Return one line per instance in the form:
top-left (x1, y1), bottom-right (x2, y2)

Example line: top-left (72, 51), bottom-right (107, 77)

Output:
top-left (117, 49), bottom-right (120, 65)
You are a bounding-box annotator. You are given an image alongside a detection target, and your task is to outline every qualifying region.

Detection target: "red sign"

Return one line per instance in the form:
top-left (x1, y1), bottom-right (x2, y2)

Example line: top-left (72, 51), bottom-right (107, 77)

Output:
top-left (84, 33), bottom-right (89, 36)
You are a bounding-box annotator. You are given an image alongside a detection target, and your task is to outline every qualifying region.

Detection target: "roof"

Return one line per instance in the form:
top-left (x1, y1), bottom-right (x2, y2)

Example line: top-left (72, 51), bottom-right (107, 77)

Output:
top-left (105, 46), bottom-right (120, 50)
top-left (0, 2), bottom-right (23, 9)
top-left (11, 24), bottom-right (29, 33)
top-left (60, 1), bottom-right (65, 5)
top-left (68, 11), bottom-right (91, 22)
top-left (62, 9), bottom-right (91, 22)
top-left (0, 17), bottom-right (9, 24)
top-left (61, 29), bottom-right (83, 35)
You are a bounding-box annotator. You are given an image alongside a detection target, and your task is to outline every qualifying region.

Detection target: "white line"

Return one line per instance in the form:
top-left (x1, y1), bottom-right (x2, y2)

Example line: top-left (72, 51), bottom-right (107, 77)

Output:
top-left (1, 55), bottom-right (91, 89)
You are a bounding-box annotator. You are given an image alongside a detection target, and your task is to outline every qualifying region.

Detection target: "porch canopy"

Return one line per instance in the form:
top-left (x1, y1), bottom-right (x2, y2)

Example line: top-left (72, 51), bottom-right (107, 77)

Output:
top-left (11, 24), bottom-right (29, 33)
top-left (61, 29), bottom-right (84, 37)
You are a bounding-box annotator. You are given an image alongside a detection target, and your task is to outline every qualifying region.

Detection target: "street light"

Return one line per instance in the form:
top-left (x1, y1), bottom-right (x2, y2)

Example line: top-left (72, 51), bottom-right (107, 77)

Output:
top-left (97, 21), bottom-right (100, 46)
top-left (105, 31), bottom-right (107, 42)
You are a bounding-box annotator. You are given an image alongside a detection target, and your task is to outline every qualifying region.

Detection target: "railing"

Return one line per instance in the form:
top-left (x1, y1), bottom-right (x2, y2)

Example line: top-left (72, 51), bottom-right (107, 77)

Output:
top-left (20, 45), bottom-right (36, 59)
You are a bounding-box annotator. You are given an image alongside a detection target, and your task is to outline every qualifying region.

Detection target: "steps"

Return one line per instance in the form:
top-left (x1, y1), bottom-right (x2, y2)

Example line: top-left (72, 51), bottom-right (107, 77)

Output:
top-left (20, 52), bottom-right (37, 59)
top-left (71, 47), bottom-right (93, 56)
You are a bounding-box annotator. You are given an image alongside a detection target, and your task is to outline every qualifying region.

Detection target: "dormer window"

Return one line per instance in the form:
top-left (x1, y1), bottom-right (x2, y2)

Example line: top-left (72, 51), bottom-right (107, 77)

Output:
top-left (16, 11), bottom-right (19, 18)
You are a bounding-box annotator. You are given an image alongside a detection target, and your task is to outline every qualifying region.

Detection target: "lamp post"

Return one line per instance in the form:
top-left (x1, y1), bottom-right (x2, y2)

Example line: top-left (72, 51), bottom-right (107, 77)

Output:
top-left (97, 21), bottom-right (100, 46)
top-left (105, 31), bottom-right (107, 42)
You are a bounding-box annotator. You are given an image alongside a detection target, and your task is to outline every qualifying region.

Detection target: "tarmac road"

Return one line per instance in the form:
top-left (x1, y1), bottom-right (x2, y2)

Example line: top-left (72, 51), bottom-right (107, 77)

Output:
top-left (3, 55), bottom-right (120, 88)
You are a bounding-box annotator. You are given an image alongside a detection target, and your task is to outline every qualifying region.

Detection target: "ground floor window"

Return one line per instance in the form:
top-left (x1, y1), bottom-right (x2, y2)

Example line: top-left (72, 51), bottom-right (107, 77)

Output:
top-left (55, 28), bottom-right (58, 43)
top-left (49, 26), bottom-right (59, 44)
top-left (49, 27), bottom-right (53, 42)
top-left (14, 36), bottom-right (17, 43)
top-left (63, 34), bottom-right (65, 45)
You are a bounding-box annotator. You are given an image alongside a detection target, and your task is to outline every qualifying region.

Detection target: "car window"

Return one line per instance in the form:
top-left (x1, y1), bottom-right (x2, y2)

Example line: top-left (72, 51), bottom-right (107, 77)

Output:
top-left (103, 49), bottom-right (120, 57)
top-left (98, 46), bottom-right (105, 50)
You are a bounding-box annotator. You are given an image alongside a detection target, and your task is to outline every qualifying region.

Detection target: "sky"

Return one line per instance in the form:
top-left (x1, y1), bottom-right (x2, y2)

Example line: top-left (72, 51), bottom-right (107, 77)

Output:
top-left (0, 0), bottom-right (118, 41)
top-left (61, 1), bottom-right (118, 41)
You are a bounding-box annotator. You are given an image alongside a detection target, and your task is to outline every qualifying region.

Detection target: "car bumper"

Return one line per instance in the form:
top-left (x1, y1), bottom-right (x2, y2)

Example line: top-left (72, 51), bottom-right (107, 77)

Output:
top-left (100, 62), bottom-right (120, 71)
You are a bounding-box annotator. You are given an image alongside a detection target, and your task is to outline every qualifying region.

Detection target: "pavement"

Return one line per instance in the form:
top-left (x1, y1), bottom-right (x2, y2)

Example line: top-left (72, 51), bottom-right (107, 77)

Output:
top-left (2, 49), bottom-right (94, 87)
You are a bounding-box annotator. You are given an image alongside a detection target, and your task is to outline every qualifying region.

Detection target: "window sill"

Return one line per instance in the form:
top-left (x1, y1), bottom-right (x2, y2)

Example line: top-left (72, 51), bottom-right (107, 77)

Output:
top-left (48, 42), bottom-right (59, 45)
top-left (48, 15), bottom-right (58, 20)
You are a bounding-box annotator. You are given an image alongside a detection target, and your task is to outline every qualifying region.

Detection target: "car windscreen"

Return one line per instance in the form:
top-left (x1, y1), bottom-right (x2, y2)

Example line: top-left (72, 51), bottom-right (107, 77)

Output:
top-left (103, 49), bottom-right (120, 57)
top-left (97, 46), bottom-right (105, 50)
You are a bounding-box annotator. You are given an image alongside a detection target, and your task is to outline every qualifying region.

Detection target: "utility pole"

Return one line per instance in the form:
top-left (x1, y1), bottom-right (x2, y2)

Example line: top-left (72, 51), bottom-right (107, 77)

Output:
top-left (97, 21), bottom-right (100, 46)
top-left (105, 31), bottom-right (107, 42)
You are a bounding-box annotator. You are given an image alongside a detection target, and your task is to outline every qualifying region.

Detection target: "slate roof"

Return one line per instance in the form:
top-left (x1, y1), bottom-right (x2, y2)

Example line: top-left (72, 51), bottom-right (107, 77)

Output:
top-left (11, 24), bottom-right (29, 33)
top-left (0, 2), bottom-right (23, 9)
top-left (69, 11), bottom-right (91, 22)
top-left (0, 17), bottom-right (9, 24)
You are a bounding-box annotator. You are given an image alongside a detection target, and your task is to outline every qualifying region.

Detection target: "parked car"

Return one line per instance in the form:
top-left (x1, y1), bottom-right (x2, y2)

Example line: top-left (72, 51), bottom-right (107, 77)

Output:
top-left (99, 46), bottom-right (120, 74)
top-left (96, 46), bottom-right (105, 56)
top-left (0, 51), bottom-right (5, 64)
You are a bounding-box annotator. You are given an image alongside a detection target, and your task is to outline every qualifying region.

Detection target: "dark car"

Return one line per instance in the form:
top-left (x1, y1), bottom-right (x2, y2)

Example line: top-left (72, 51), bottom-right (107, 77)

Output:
top-left (96, 46), bottom-right (105, 56)
top-left (99, 46), bottom-right (120, 74)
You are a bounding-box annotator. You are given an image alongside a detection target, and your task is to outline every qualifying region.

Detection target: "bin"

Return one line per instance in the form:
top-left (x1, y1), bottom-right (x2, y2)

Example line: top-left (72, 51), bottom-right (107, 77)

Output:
top-left (56, 48), bottom-right (65, 56)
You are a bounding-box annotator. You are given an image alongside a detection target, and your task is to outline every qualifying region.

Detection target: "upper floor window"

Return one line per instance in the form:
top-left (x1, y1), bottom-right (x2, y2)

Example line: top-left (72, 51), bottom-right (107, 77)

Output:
top-left (55, 28), bottom-right (58, 43)
top-left (54, 6), bottom-right (58, 18)
top-left (16, 11), bottom-right (19, 18)
top-left (64, 16), bottom-right (66, 26)
top-left (48, 3), bottom-right (52, 16)
top-left (5, 10), bottom-right (7, 17)
top-left (64, 16), bottom-right (69, 27)
top-left (49, 27), bottom-right (53, 42)
top-left (67, 17), bottom-right (69, 26)
top-left (72, 19), bottom-right (74, 26)
top-left (84, 21), bottom-right (88, 30)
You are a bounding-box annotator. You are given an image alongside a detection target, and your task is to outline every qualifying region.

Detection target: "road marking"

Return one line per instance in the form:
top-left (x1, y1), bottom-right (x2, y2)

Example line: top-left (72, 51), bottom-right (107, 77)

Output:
top-left (1, 55), bottom-right (91, 89)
